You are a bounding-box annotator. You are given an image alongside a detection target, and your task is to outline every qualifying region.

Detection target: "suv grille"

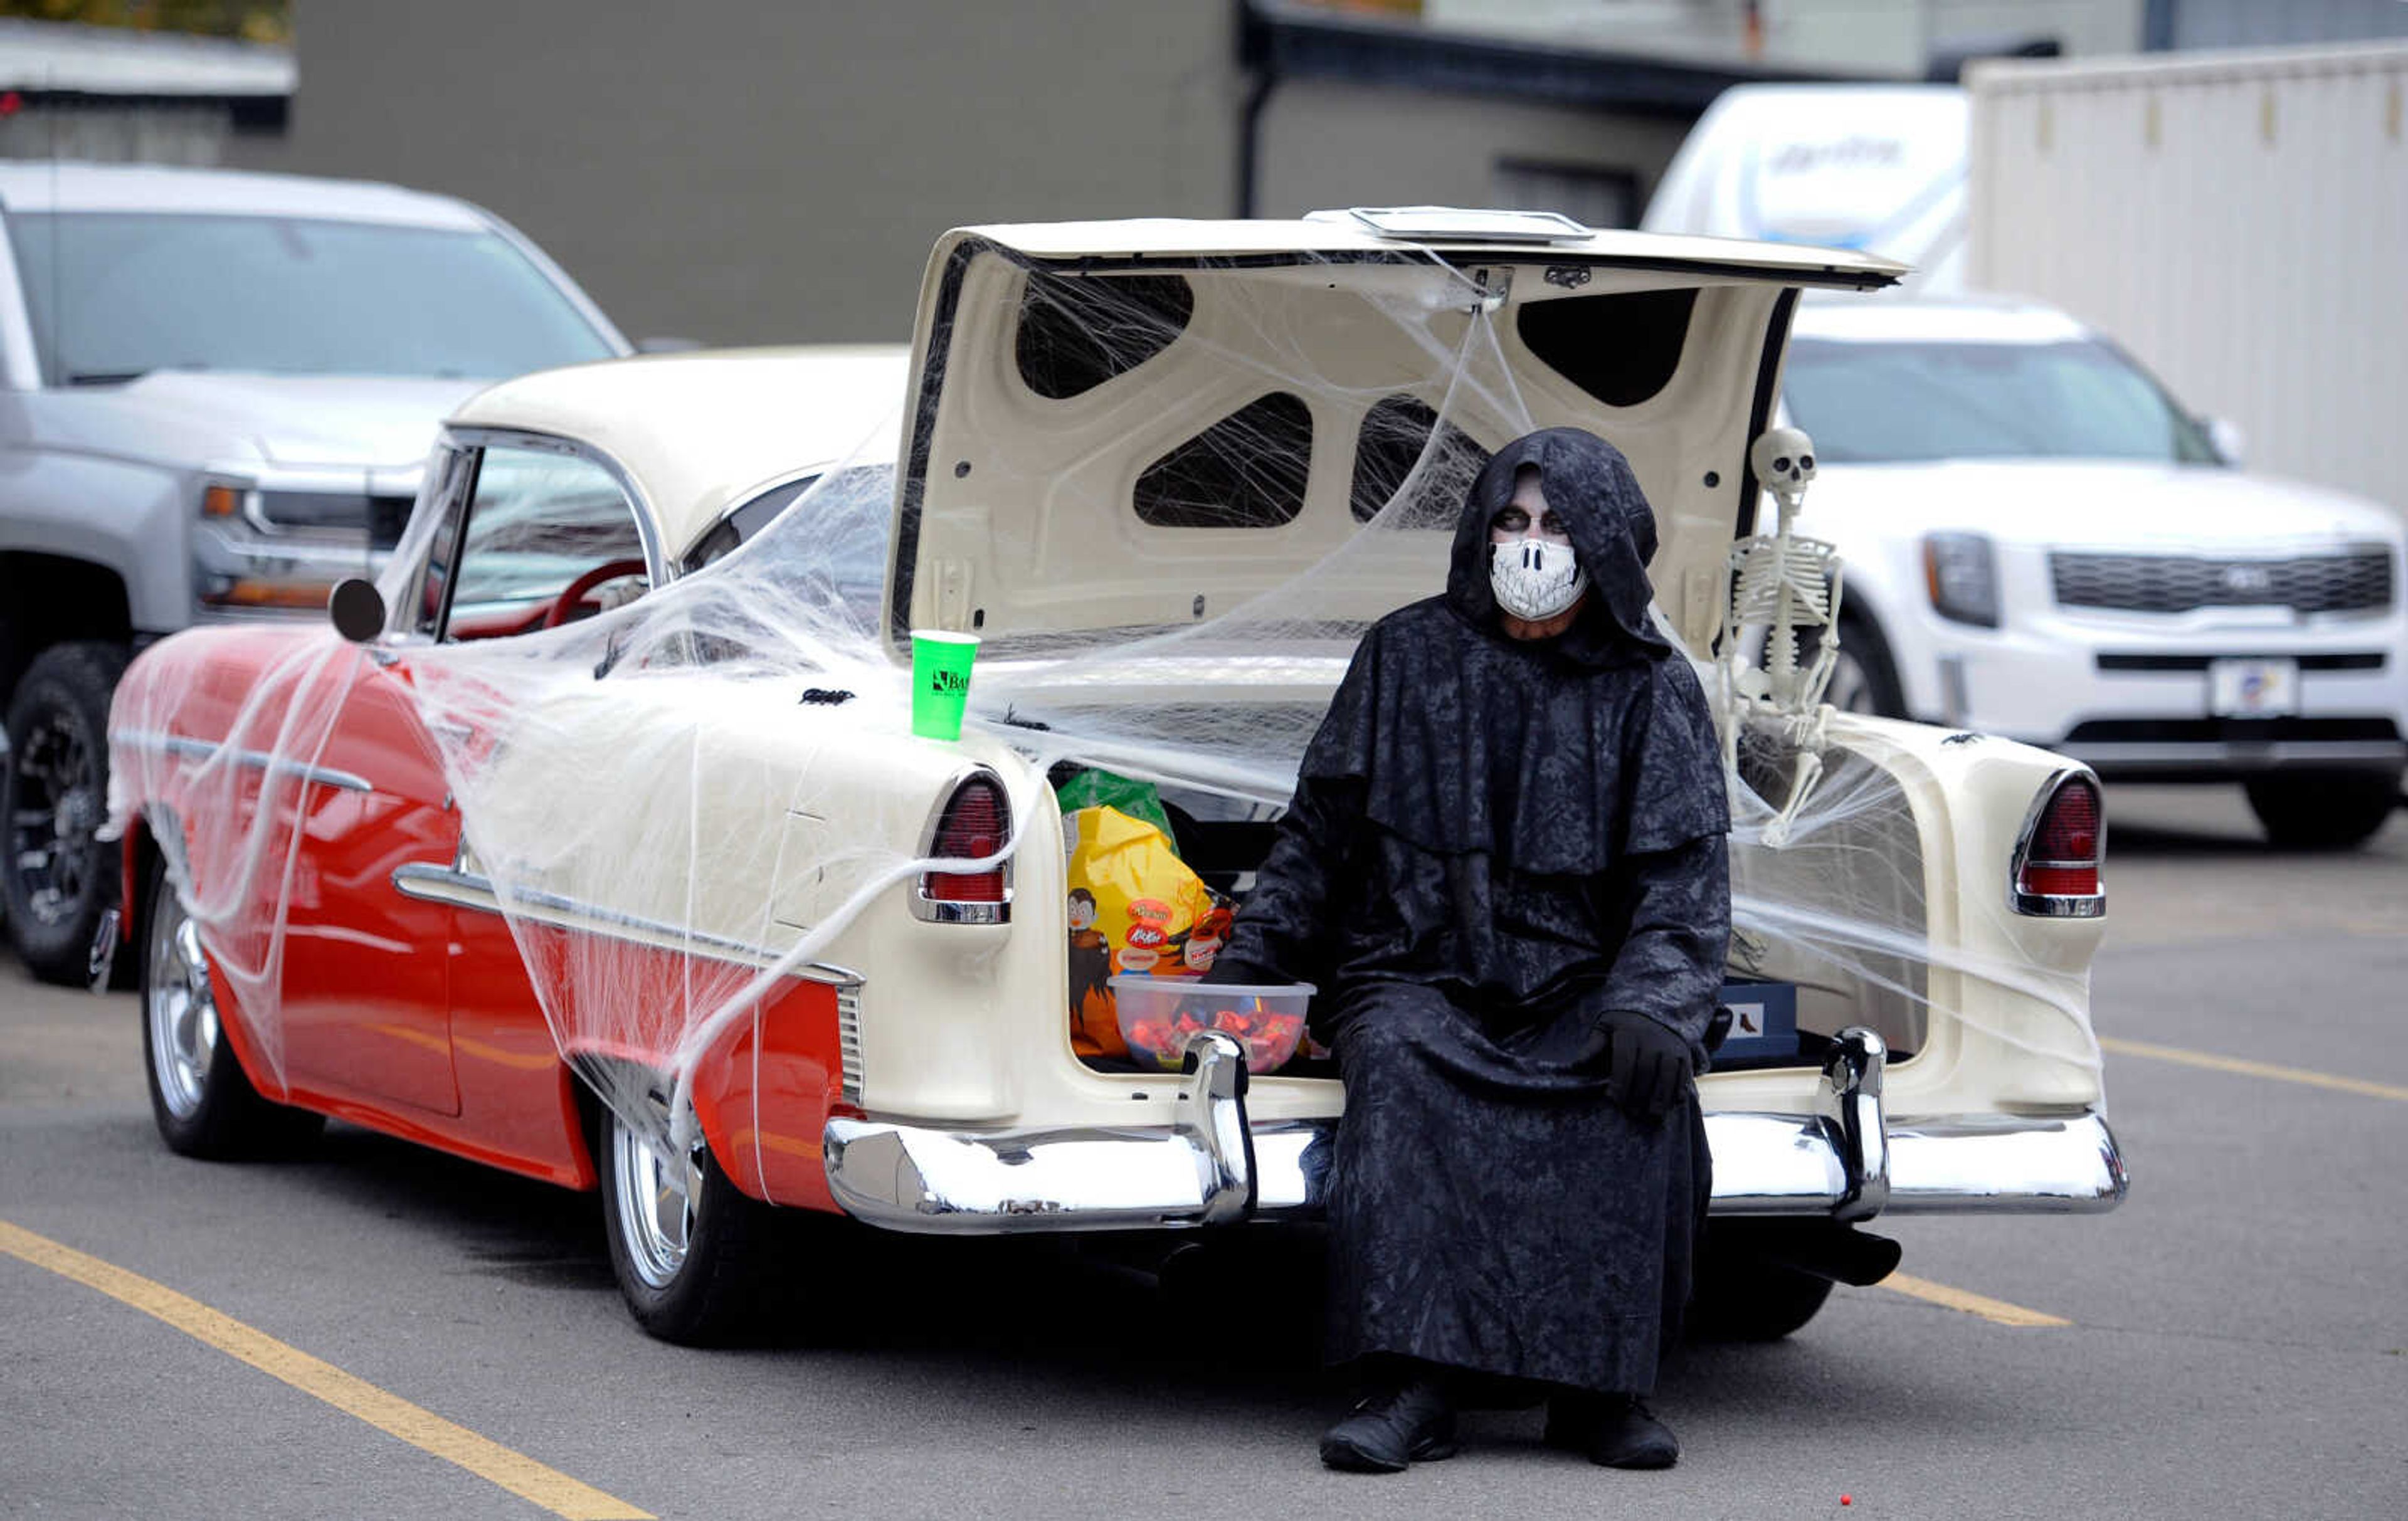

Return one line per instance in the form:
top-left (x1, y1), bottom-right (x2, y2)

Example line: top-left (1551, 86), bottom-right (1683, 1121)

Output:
top-left (2051, 548), bottom-right (2394, 614)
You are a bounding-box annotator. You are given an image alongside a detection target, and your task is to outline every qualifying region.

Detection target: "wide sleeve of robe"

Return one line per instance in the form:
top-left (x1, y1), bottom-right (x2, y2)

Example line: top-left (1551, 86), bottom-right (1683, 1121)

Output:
top-left (1591, 656), bottom-right (1733, 1059)
top-left (1219, 628), bottom-right (1385, 989)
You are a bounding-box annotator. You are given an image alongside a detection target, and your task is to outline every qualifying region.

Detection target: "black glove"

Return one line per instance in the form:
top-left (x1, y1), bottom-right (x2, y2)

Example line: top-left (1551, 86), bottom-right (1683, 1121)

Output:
top-left (1596, 1010), bottom-right (1692, 1121)
top-left (1199, 954), bottom-right (1279, 987)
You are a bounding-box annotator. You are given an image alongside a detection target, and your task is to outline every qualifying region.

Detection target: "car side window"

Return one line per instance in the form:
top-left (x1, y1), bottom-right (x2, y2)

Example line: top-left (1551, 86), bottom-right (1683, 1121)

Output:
top-left (411, 446), bottom-right (480, 638)
top-left (683, 474), bottom-right (819, 573)
top-left (442, 445), bottom-right (647, 641)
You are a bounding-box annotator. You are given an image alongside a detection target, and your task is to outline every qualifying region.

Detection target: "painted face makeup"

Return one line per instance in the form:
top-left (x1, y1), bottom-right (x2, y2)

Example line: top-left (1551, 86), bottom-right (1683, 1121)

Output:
top-left (1489, 471), bottom-right (1584, 619)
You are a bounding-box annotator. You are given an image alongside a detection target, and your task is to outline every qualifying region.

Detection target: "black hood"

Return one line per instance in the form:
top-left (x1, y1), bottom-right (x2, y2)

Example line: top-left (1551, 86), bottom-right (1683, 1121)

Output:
top-left (1444, 428), bottom-right (1671, 663)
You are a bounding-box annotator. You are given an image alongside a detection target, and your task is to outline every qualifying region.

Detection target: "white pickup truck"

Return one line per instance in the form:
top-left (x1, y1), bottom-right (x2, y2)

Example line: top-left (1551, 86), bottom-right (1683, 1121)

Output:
top-left (0, 162), bottom-right (628, 981)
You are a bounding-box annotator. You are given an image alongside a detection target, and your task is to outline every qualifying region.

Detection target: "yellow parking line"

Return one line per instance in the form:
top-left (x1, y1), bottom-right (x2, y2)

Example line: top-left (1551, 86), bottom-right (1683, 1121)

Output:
top-left (1877, 1271), bottom-right (2072, 1328)
top-left (2099, 1036), bottom-right (2408, 1102)
top-left (0, 1219), bottom-right (650, 1521)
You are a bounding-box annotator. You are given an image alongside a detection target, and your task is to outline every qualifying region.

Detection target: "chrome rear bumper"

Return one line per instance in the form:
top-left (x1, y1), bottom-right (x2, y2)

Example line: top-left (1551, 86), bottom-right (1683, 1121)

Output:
top-left (822, 1028), bottom-right (2129, 1234)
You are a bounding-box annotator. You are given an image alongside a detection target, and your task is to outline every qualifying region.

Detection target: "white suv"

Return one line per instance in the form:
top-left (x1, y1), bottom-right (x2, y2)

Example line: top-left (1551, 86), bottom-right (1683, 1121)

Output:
top-left (1780, 296), bottom-right (2405, 848)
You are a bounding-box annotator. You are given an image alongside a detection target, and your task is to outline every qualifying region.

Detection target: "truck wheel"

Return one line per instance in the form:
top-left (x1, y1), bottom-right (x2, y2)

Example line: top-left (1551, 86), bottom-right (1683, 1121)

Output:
top-left (140, 851), bottom-right (324, 1160)
top-left (1687, 1247), bottom-right (1835, 1342)
top-left (1821, 614), bottom-right (1907, 718)
top-left (599, 1092), bottom-right (789, 1345)
top-left (4, 641), bottom-right (130, 984)
top-left (2243, 771), bottom-right (2401, 851)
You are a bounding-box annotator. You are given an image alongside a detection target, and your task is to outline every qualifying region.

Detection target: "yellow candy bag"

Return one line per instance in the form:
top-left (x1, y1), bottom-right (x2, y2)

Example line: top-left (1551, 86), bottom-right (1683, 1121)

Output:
top-left (1063, 805), bottom-right (1222, 1061)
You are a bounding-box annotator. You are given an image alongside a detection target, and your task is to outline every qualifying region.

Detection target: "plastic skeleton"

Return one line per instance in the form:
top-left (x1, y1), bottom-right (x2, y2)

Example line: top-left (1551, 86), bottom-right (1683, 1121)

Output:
top-left (1719, 426), bottom-right (1844, 847)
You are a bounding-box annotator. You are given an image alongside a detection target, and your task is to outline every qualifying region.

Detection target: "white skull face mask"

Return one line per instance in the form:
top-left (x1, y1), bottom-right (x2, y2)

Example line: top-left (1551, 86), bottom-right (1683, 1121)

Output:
top-left (1490, 537), bottom-right (1586, 621)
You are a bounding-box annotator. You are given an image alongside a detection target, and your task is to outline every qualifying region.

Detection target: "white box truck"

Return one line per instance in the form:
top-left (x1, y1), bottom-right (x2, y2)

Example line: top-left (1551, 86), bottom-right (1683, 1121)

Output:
top-left (1965, 43), bottom-right (2408, 514)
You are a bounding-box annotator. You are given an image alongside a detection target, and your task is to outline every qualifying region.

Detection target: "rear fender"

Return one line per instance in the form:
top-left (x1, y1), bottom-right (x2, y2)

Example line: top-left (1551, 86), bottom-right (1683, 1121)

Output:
top-left (1819, 715), bottom-right (2106, 1112)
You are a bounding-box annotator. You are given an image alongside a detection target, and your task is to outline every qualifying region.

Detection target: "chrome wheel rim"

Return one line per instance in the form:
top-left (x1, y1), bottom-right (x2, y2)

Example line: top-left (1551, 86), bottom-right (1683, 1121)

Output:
top-left (145, 890), bottom-right (218, 1119)
top-left (9, 710), bottom-right (102, 927)
top-left (611, 1096), bottom-right (705, 1291)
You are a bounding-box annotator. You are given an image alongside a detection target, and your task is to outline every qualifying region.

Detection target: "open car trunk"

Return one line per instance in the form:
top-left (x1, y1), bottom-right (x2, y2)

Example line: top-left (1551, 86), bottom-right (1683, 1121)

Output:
top-left (1054, 747), bottom-right (1926, 1083)
top-left (864, 218), bottom-right (1933, 1085)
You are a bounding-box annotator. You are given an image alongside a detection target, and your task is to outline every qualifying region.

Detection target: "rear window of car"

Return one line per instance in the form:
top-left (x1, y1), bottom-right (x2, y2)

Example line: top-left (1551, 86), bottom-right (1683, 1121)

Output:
top-left (8, 211), bottom-right (616, 385)
top-left (685, 463), bottom-right (894, 624)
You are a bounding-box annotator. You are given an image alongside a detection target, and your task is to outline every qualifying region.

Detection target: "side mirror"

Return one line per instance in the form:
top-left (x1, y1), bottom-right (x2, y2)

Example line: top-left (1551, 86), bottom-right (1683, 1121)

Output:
top-left (329, 577), bottom-right (388, 643)
top-left (2205, 416), bottom-right (2246, 468)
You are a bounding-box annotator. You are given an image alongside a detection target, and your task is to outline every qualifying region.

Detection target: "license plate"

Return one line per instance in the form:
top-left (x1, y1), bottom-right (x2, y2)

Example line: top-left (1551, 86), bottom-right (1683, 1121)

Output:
top-left (2208, 657), bottom-right (2299, 717)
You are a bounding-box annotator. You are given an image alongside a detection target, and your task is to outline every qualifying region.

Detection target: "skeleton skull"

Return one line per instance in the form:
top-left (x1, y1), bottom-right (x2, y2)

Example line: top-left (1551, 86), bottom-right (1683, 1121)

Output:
top-left (1750, 426), bottom-right (1817, 494)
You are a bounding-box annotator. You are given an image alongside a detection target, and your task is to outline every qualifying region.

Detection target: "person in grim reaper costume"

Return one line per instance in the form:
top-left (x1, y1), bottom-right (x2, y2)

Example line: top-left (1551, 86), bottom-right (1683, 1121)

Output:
top-left (1212, 427), bottom-right (1731, 1474)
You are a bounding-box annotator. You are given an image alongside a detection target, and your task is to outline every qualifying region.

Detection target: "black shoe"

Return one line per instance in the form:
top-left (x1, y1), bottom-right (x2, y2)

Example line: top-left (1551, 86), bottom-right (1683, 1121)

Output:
top-left (1319, 1377), bottom-right (1459, 1473)
top-left (1543, 1393), bottom-right (1681, 1470)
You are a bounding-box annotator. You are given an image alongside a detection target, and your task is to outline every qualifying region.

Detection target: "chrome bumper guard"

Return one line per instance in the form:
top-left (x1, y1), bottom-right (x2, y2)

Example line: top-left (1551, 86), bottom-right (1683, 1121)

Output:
top-left (821, 1028), bottom-right (2130, 1234)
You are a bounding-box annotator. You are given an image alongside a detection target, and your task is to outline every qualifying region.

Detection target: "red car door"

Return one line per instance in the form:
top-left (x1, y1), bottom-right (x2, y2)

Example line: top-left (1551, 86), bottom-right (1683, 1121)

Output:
top-left (273, 656), bottom-right (462, 1115)
top-left (420, 435), bottom-right (655, 1175)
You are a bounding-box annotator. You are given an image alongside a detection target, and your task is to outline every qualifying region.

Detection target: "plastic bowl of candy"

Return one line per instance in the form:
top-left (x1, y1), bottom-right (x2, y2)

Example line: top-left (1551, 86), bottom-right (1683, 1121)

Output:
top-left (1109, 976), bottom-right (1316, 1075)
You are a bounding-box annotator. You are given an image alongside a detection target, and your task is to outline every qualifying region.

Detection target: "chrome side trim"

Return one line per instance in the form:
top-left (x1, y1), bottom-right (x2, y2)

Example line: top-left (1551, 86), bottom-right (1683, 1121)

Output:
top-left (2009, 766), bottom-right (2106, 919)
top-left (835, 981), bottom-right (865, 1107)
top-left (110, 729), bottom-right (374, 794)
top-left (389, 862), bottom-right (865, 991)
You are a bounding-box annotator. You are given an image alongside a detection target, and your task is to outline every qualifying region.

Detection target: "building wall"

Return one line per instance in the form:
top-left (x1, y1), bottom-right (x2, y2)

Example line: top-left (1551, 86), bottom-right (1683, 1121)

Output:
top-left (0, 104), bottom-right (233, 165)
top-left (1254, 76), bottom-right (1694, 226)
top-left (2157, 0), bottom-right (2408, 50)
top-left (1427, 0), bottom-right (2146, 75)
top-left (228, 1), bottom-right (1245, 345)
top-left (1969, 46), bottom-right (2408, 510)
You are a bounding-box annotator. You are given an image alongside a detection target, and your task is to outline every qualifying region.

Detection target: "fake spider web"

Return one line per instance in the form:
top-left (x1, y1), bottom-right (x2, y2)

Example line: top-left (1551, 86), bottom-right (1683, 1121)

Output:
top-left (108, 235), bottom-right (2102, 1187)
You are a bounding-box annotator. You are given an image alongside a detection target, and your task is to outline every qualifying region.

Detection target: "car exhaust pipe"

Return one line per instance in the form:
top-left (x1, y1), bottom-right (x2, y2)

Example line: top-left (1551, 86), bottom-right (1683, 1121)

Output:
top-left (1709, 1219), bottom-right (1904, 1287)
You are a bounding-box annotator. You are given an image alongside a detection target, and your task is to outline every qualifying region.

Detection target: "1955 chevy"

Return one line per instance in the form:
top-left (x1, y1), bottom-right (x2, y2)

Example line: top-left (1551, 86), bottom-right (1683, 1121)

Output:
top-left (108, 213), bottom-right (2126, 1346)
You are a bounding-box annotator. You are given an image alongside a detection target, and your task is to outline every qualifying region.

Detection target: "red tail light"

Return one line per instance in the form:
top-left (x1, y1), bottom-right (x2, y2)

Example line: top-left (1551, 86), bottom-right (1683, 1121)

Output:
top-left (916, 773), bottom-right (1011, 922)
top-left (2013, 774), bottom-right (2104, 915)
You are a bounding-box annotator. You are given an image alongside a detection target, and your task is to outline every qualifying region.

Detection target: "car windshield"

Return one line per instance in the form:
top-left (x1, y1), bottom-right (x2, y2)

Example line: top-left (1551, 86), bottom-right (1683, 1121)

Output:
top-left (1783, 337), bottom-right (2221, 465)
top-left (8, 211), bottom-right (616, 384)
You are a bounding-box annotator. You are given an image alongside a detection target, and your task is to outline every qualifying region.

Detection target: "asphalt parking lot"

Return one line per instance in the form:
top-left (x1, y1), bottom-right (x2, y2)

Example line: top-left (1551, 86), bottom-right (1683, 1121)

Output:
top-left (3, 784), bottom-right (2403, 1520)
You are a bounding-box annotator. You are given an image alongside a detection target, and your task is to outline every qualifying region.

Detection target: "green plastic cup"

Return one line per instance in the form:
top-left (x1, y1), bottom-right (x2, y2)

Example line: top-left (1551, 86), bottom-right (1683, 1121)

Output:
top-left (909, 629), bottom-right (980, 740)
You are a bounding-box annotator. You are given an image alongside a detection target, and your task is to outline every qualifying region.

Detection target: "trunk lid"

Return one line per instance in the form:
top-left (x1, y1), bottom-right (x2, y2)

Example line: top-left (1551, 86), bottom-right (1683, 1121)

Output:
top-left (885, 217), bottom-right (1902, 661)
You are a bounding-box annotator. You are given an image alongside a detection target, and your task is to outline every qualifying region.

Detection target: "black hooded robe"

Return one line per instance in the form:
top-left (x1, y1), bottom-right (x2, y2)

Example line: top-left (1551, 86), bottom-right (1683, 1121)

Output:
top-left (1223, 428), bottom-right (1732, 1396)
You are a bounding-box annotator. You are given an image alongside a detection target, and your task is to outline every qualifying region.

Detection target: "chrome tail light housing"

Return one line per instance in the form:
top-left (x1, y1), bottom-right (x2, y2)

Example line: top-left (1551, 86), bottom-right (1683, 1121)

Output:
top-left (2011, 770), bottom-right (2104, 918)
top-left (913, 769), bottom-right (1012, 924)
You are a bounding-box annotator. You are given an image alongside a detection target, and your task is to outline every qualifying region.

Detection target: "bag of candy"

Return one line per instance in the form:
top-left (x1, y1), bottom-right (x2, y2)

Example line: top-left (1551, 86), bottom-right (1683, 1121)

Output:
top-left (1062, 804), bottom-right (1226, 1061)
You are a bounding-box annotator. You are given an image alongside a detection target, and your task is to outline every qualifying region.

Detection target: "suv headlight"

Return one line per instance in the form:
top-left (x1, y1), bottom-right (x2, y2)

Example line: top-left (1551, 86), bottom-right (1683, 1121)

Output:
top-left (1923, 532), bottom-right (2000, 628)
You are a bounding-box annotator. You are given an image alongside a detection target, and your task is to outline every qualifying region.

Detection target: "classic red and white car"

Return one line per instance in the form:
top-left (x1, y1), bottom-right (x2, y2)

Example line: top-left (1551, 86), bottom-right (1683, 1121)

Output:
top-left (110, 216), bottom-right (2126, 1345)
